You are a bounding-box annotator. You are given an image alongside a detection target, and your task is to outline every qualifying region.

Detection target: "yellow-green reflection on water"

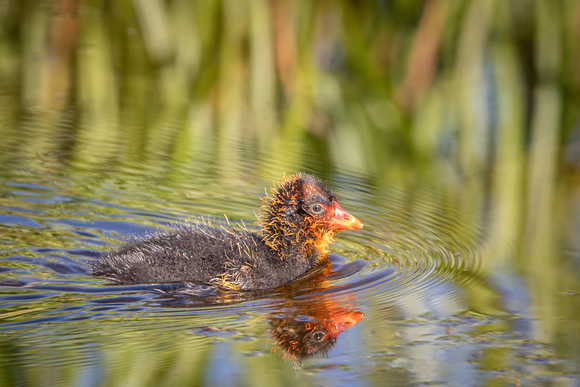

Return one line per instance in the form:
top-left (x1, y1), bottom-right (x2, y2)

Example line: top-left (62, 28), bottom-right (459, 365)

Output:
top-left (0, 125), bottom-right (578, 385)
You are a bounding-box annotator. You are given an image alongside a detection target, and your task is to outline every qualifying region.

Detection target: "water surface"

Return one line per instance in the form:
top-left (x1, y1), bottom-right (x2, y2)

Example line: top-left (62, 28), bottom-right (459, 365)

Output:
top-left (1, 126), bottom-right (579, 386)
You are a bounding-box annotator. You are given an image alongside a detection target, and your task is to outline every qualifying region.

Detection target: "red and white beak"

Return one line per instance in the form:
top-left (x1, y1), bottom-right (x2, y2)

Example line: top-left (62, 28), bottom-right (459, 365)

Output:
top-left (329, 202), bottom-right (363, 231)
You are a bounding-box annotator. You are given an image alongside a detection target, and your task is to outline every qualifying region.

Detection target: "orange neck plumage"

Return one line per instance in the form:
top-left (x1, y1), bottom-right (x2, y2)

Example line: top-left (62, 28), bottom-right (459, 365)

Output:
top-left (258, 174), bottom-right (335, 261)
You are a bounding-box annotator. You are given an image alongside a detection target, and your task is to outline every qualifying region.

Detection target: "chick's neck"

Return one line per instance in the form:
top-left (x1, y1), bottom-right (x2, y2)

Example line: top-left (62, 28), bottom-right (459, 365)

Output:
top-left (259, 192), bottom-right (335, 261)
top-left (261, 215), bottom-right (335, 261)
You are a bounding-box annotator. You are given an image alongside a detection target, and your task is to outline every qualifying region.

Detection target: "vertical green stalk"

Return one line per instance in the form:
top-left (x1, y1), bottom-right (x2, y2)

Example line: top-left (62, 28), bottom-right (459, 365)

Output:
top-left (74, 0), bottom-right (120, 165)
top-left (20, 1), bottom-right (50, 109)
top-left (250, 0), bottom-right (276, 133)
top-left (454, 0), bottom-right (495, 174)
top-left (490, 41), bottom-right (525, 259)
top-left (524, 0), bottom-right (563, 340)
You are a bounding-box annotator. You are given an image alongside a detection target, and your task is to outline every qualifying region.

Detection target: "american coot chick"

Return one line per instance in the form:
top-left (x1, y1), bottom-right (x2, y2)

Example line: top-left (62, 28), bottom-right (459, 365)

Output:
top-left (92, 173), bottom-right (363, 291)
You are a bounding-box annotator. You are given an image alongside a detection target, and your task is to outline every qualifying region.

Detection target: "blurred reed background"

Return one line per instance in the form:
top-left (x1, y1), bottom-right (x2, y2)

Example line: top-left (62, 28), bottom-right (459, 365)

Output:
top-left (2, 1), bottom-right (579, 244)
top-left (0, 0), bottom-right (578, 172)
top-left (1, 0), bottom-right (580, 377)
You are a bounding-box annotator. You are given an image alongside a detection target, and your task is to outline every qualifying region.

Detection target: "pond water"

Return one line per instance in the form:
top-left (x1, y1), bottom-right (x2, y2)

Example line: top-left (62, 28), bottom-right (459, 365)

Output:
top-left (1, 120), bottom-right (579, 386)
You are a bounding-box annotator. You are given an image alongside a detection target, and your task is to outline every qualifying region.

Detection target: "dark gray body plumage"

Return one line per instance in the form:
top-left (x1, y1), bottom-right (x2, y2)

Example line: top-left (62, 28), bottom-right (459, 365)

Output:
top-left (91, 225), bottom-right (317, 290)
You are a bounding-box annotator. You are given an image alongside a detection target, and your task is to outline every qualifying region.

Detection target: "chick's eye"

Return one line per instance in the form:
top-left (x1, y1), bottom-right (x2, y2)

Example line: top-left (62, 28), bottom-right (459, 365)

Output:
top-left (311, 330), bottom-right (326, 342)
top-left (310, 203), bottom-right (324, 215)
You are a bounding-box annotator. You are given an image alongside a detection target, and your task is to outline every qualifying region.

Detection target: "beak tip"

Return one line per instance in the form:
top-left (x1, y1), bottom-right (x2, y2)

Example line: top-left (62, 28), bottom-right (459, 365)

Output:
top-left (331, 202), bottom-right (363, 231)
top-left (348, 217), bottom-right (364, 230)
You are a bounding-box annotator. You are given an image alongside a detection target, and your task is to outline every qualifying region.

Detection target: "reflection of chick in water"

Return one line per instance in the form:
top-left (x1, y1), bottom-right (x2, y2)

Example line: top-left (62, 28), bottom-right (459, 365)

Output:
top-left (268, 297), bottom-right (363, 360)
top-left (148, 259), bottom-right (364, 361)
top-left (267, 263), bottom-right (364, 360)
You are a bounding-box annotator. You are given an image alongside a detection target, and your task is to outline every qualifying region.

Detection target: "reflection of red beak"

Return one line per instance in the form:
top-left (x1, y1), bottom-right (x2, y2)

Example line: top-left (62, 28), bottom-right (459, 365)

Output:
top-left (330, 202), bottom-right (364, 231)
top-left (331, 311), bottom-right (364, 336)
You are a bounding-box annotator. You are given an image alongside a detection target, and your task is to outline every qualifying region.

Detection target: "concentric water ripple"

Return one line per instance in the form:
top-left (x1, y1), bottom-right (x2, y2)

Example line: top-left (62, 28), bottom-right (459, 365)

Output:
top-left (0, 163), bottom-right (490, 330)
top-left (294, 177), bottom-right (489, 319)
